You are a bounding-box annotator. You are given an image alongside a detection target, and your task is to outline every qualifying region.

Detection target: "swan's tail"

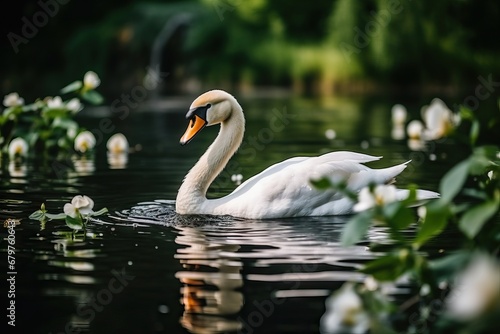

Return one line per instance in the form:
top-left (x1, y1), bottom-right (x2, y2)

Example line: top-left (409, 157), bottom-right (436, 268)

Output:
top-left (396, 189), bottom-right (440, 207)
top-left (375, 161), bottom-right (410, 185)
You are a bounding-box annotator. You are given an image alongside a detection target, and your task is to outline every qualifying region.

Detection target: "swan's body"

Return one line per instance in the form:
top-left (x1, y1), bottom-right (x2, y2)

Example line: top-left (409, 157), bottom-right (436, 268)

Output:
top-left (176, 90), bottom-right (438, 219)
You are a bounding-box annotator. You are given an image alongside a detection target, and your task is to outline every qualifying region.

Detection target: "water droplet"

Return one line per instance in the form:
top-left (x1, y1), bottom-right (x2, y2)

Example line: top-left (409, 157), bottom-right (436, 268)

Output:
top-left (429, 153), bottom-right (437, 161)
top-left (128, 261), bottom-right (133, 266)
top-left (361, 140), bottom-right (369, 149)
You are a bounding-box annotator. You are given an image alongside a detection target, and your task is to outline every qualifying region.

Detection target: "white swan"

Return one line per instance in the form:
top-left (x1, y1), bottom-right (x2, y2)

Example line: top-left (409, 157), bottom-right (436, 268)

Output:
top-left (176, 90), bottom-right (438, 219)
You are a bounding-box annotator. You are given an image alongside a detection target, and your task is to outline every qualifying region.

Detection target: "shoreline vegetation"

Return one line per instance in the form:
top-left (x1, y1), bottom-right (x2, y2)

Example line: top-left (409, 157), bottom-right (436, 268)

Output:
top-left (2, 0), bottom-right (499, 101)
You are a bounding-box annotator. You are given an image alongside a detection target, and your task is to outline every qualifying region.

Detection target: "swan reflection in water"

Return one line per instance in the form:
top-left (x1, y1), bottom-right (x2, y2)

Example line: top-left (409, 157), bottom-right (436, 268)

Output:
top-left (174, 224), bottom-right (244, 333)
top-left (171, 212), bottom-right (381, 334)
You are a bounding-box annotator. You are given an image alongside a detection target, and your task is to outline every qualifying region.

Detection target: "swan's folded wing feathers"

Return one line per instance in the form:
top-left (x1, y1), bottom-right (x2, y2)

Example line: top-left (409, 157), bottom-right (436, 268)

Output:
top-left (230, 156), bottom-right (308, 196)
top-left (316, 151), bottom-right (382, 164)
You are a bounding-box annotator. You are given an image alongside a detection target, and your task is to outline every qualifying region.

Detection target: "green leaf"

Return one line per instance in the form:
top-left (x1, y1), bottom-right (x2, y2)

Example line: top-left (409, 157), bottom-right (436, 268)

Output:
top-left (459, 106), bottom-right (474, 121)
top-left (439, 159), bottom-right (470, 203)
top-left (45, 213), bottom-right (67, 220)
top-left (458, 200), bottom-right (499, 239)
top-left (473, 146), bottom-right (499, 160)
top-left (470, 120), bottom-right (480, 146)
top-left (310, 177), bottom-right (332, 190)
top-left (29, 210), bottom-right (46, 221)
top-left (81, 90), bottom-right (104, 105)
top-left (414, 201), bottom-right (450, 247)
top-left (42, 108), bottom-right (69, 119)
top-left (90, 207), bottom-right (108, 216)
top-left (388, 205), bottom-right (415, 230)
top-left (468, 155), bottom-right (493, 175)
top-left (3, 106), bottom-right (21, 118)
top-left (361, 253), bottom-right (407, 281)
top-left (61, 80), bottom-right (83, 94)
top-left (428, 251), bottom-right (471, 282)
top-left (65, 215), bottom-right (84, 230)
top-left (341, 211), bottom-right (372, 246)
top-left (52, 117), bottom-right (78, 130)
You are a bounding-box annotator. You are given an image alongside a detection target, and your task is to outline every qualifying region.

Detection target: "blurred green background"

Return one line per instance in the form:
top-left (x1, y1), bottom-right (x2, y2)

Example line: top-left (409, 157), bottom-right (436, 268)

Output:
top-left (1, 0), bottom-right (500, 101)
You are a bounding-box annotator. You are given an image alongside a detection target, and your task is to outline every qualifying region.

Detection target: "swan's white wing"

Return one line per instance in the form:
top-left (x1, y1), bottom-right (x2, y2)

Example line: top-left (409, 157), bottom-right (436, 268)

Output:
top-left (208, 151), bottom-right (410, 218)
top-left (229, 156), bottom-right (309, 196)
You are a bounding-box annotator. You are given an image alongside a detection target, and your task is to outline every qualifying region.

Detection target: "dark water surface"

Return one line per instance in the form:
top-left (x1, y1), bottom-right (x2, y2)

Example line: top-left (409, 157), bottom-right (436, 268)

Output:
top-left (0, 94), bottom-right (476, 333)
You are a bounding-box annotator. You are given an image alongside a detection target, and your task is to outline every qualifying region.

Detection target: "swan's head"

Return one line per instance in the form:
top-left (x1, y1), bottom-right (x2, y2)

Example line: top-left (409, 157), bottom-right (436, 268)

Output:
top-left (180, 90), bottom-right (237, 145)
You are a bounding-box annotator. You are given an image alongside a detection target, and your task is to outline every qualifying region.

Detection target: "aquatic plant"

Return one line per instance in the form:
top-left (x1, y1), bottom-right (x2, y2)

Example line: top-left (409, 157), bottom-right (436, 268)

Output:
top-left (30, 195), bottom-right (108, 231)
top-left (314, 99), bottom-right (500, 333)
top-left (0, 71), bottom-right (104, 157)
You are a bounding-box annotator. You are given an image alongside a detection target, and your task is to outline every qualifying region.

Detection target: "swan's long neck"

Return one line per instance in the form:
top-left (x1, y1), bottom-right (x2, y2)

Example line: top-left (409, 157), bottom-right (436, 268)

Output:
top-left (176, 102), bottom-right (245, 214)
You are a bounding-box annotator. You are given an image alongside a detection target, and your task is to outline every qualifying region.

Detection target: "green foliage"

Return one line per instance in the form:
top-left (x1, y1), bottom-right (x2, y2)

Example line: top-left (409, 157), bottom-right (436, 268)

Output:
top-left (30, 196), bottom-right (108, 232)
top-left (6, 0), bottom-right (497, 97)
top-left (341, 211), bottom-right (372, 246)
top-left (314, 100), bottom-right (500, 333)
top-left (0, 72), bottom-right (103, 158)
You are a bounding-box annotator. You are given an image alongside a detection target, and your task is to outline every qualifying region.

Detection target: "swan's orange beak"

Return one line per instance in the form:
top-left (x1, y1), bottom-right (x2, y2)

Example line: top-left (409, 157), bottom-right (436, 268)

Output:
top-left (180, 115), bottom-right (207, 145)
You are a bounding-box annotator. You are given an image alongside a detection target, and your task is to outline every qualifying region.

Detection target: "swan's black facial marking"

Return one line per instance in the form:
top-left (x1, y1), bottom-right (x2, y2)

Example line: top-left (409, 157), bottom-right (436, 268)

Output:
top-left (186, 104), bottom-right (211, 122)
top-left (180, 104), bottom-right (211, 145)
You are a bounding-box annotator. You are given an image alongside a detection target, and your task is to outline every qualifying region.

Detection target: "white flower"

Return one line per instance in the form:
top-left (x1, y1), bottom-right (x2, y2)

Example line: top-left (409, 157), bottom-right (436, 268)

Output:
top-left (106, 133), bottom-right (129, 154)
top-left (8, 137), bottom-right (28, 158)
top-left (422, 98), bottom-right (456, 140)
top-left (445, 253), bottom-right (500, 320)
top-left (364, 276), bottom-right (378, 291)
top-left (74, 131), bottom-right (96, 153)
top-left (3, 92), bottom-right (24, 107)
top-left (231, 173), bottom-right (243, 185)
top-left (391, 104), bottom-right (407, 126)
top-left (325, 129), bottom-right (336, 140)
top-left (320, 283), bottom-right (370, 334)
top-left (66, 98), bottom-right (82, 113)
top-left (63, 195), bottom-right (95, 218)
top-left (353, 184), bottom-right (398, 212)
top-left (83, 71), bottom-right (101, 90)
top-left (407, 120), bottom-right (424, 139)
top-left (417, 206), bottom-right (427, 220)
top-left (47, 96), bottom-right (64, 109)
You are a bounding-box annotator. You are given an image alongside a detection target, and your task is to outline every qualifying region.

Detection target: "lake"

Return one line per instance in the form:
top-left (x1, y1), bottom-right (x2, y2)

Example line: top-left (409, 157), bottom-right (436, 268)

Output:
top-left (0, 92), bottom-right (480, 333)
